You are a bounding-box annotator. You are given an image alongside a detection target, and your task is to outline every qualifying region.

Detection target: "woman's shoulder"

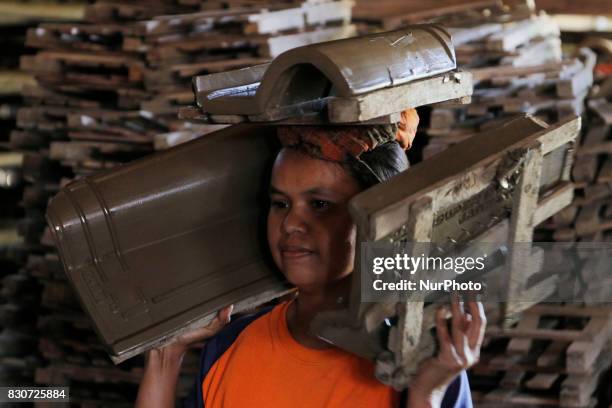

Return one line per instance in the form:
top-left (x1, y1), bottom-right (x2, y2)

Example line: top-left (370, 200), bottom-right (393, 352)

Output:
top-left (181, 305), bottom-right (276, 408)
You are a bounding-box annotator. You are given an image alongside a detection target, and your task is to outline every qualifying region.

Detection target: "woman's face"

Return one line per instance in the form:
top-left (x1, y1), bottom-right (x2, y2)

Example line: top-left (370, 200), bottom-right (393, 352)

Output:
top-left (267, 148), bottom-right (362, 291)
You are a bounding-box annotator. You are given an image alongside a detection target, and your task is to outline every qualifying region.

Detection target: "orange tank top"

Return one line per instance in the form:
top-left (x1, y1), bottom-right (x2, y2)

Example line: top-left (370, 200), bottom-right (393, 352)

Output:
top-left (201, 300), bottom-right (399, 407)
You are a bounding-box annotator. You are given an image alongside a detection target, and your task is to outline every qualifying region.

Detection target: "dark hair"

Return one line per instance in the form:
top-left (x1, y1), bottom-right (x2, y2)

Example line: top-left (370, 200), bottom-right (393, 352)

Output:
top-left (347, 141), bottom-right (409, 189)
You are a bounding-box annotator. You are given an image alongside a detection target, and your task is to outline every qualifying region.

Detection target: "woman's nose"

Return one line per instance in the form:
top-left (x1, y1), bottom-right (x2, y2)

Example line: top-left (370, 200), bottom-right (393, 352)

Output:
top-left (282, 207), bottom-right (307, 234)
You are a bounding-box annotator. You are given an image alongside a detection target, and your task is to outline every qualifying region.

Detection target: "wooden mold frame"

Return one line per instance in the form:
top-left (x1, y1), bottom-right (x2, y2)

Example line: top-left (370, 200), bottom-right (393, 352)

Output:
top-left (311, 115), bottom-right (581, 389)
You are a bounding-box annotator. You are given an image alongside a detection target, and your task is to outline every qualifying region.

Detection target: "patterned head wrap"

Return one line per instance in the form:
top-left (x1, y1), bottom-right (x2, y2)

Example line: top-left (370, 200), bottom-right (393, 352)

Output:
top-left (277, 108), bottom-right (419, 164)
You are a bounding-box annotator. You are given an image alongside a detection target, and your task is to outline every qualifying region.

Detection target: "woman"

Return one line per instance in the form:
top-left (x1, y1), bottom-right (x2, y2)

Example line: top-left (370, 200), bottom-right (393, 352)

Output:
top-left (135, 109), bottom-right (486, 408)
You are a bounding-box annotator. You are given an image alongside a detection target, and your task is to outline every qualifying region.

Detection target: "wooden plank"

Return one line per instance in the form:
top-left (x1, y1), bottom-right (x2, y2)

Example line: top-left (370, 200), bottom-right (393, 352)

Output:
top-left (481, 389), bottom-right (559, 406)
top-left (375, 1), bottom-right (530, 31)
top-left (526, 373), bottom-right (560, 390)
top-left (500, 371), bottom-right (527, 388)
top-left (575, 183), bottom-right (612, 206)
top-left (557, 49), bottom-right (596, 98)
top-left (486, 15), bottom-right (560, 52)
top-left (536, 0), bottom-right (612, 15)
top-left (328, 72), bottom-right (474, 123)
top-left (360, 197), bottom-right (432, 332)
top-left (501, 38), bottom-right (562, 68)
top-left (561, 349), bottom-right (612, 408)
top-left (566, 316), bottom-right (612, 374)
top-left (537, 341), bottom-right (569, 368)
top-left (525, 305), bottom-right (612, 318)
top-left (447, 23), bottom-right (503, 46)
top-left (506, 314), bottom-right (539, 355)
top-left (550, 204), bottom-right (578, 226)
top-left (504, 144), bottom-right (544, 319)
top-left (575, 201), bottom-right (610, 236)
top-left (266, 24), bottom-right (357, 58)
top-left (0, 71), bottom-right (36, 96)
top-left (597, 158), bottom-right (612, 184)
top-left (537, 116), bottom-right (581, 155)
top-left (470, 62), bottom-right (567, 82)
top-left (486, 326), bottom-right (586, 342)
top-left (572, 155), bottom-right (598, 184)
top-left (533, 182), bottom-right (574, 225)
top-left (246, 0), bottom-right (352, 34)
top-left (0, 2), bottom-right (85, 24)
top-left (589, 99), bottom-right (612, 125)
top-left (389, 198), bottom-right (432, 375)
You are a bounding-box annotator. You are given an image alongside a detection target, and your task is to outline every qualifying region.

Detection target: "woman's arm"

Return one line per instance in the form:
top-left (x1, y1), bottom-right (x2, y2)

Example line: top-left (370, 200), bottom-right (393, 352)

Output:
top-left (135, 347), bottom-right (185, 408)
top-left (135, 305), bottom-right (233, 408)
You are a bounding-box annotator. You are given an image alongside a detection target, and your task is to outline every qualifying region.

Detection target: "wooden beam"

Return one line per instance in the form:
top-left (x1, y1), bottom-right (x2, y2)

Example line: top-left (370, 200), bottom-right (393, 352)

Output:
top-left (0, 2), bottom-right (85, 24)
top-left (533, 182), bottom-right (574, 225)
top-left (536, 0), bottom-right (612, 16)
top-left (328, 72), bottom-right (473, 123)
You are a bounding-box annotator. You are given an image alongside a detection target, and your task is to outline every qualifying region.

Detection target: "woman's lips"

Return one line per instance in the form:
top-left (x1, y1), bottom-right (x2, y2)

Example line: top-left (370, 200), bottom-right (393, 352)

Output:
top-left (280, 245), bottom-right (314, 259)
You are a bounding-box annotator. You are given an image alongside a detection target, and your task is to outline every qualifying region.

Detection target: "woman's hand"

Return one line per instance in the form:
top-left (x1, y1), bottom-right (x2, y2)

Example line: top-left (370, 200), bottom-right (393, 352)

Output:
top-left (135, 305), bottom-right (233, 408)
top-left (407, 295), bottom-right (486, 408)
top-left (161, 304), bottom-right (234, 360)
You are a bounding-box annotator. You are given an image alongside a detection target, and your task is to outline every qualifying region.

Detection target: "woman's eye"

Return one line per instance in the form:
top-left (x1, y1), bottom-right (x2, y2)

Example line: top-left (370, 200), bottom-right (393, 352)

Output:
top-left (311, 200), bottom-right (330, 210)
top-left (270, 199), bottom-right (289, 209)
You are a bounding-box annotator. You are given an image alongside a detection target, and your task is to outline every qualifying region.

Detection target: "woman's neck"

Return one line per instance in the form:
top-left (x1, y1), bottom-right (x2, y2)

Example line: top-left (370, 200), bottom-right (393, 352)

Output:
top-left (286, 276), bottom-right (351, 349)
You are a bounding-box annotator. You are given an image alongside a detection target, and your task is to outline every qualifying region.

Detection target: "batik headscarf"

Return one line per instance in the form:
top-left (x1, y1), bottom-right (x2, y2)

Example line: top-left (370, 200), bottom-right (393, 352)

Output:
top-left (277, 108), bottom-right (419, 183)
top-left (277, 108), bottom-right (418, 162)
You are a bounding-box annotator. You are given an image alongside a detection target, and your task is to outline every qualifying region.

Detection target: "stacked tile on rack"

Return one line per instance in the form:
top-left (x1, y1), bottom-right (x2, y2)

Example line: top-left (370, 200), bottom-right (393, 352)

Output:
top-left (450, 21), bottom-right (612, 406)
top-left (21, 0), bottom-right (355, 151)
top-left (547, 95), bottom-right (612, 244)
top-left (353, 0), bottom-right (590, 156)
top-left (470, 304), bottom-right (612, 408)
top-left (426, 48), bottom-right (595, 157)
top-left (353, 0), bottom-right (534, 33)
top-left (535, 19), bottom-right (612, 305)
top-left (0, 2), bottom-right (83, 393)
top-left (516, 18), bottom-right (612, 346)
top-left (421, 12), bottom-right (593, 159)
top-left (0, 148), bottom-right (37, 389)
